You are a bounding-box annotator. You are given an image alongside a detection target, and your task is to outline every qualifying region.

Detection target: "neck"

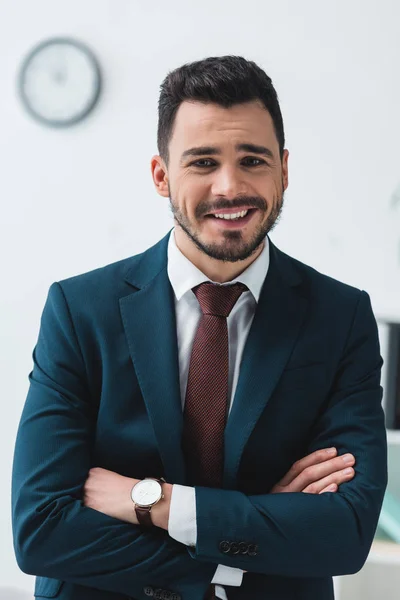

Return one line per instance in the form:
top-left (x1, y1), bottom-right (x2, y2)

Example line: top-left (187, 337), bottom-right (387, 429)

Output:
top-left (173, 226), bottom-right (264, 283)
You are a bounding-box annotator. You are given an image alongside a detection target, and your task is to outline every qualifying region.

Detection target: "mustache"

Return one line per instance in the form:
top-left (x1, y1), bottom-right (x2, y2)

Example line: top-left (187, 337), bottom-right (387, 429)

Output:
top-left (198, 197), bottom-right (266, 217)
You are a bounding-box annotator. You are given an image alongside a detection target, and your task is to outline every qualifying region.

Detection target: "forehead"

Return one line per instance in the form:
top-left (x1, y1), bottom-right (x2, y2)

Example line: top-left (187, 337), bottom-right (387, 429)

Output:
top-left (170, 100), bottom-right (277, 150)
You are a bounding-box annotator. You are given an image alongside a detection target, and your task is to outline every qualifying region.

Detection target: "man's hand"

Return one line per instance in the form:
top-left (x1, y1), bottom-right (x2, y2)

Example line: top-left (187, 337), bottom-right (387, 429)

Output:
top-left (241, 448), bottom-right (356, 575)
top-left (83, 468), bottom-right (173, 530)
top-left (270, 447), bottom-right (355, 494)
top-left (83, 467), bottom-right (140, 524)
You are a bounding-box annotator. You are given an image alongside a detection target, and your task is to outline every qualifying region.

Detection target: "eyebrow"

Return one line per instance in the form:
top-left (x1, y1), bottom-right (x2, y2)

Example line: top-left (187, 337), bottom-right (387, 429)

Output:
top-left (180, 143), bottom-right (275, 163)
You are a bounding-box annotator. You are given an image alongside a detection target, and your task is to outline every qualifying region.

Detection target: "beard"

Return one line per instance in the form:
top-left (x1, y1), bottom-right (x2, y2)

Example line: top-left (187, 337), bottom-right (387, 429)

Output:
top-left (168, 180), bottom-right (285, 263)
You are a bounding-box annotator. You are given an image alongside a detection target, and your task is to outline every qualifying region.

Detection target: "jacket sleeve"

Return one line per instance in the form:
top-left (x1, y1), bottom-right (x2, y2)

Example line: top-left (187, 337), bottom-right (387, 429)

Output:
top-left (190, 290), bottom-right (388, 577)
top-left (11, 282), bottom-right (216, 600)
top-left (169, 484), bottom-right (244, 587)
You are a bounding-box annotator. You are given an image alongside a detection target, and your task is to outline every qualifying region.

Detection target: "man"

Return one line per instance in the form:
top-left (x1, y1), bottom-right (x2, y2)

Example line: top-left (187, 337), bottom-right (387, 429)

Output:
top-left (12, 55), bottom-right (387, 600)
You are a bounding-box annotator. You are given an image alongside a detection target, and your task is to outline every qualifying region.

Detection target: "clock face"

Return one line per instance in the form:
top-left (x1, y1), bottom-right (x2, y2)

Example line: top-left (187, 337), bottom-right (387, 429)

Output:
top-left (131, 479), bottom-right (162, 506)
top-left (18, 37), bottom-right (102, 127)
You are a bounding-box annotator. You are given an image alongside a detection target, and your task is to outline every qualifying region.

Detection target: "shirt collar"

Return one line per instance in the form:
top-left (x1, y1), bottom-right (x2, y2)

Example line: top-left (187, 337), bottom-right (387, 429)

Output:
top-left (167, 227), bottom-right (270, 303)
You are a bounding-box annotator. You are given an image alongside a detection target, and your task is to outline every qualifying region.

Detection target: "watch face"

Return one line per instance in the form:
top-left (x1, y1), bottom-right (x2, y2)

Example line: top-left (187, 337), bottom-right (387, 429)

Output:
top-left (18, 37), bottom-right (102, 127)
top-left (131, 479), bottom-right (162, 507)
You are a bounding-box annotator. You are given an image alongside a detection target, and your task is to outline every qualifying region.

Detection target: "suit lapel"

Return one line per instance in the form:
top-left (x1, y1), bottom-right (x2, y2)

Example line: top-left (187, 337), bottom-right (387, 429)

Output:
top-left (223, 240), bottom-right (309, 489)
top-left (119, 230), bottom-right (187, 485)
top-left (119, 230), bottom-right (308, 489)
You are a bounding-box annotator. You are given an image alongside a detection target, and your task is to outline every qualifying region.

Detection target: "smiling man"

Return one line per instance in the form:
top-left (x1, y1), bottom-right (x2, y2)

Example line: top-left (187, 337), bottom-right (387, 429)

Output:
top-left (155, 100), bottom-right (286, 283)
top-left (12, 56), bottom-right (387, 600)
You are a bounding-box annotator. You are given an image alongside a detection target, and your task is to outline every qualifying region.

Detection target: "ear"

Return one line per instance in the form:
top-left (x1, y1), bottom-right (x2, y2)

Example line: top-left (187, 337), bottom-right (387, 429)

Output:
top-left (281, 149), bottom-right (289, 191)
top-left (151, 155), bottom-right (170, 198)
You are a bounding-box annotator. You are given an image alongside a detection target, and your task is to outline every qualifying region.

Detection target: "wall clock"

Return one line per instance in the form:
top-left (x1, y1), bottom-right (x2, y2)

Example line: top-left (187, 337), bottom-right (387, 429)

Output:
top-left (18, 37), bottom-right (102, 127)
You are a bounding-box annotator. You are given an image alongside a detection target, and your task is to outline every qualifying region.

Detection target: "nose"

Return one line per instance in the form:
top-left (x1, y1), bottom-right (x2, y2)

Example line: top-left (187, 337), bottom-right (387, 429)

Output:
top-left (211, 165), bottom-right (248, 199)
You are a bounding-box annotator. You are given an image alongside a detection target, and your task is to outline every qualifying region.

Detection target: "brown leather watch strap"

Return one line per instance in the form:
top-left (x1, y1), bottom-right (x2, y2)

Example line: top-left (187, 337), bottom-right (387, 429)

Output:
top-left (135, 506), bottom-right (153, 528)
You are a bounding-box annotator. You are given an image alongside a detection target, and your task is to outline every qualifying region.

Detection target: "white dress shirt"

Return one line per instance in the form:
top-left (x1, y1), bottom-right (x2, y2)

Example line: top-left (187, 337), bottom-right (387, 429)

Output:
top-left (166, 228), bottom-right (270, 600)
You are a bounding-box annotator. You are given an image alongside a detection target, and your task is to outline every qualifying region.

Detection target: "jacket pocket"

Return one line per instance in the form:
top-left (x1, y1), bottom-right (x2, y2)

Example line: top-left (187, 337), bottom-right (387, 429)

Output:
top-left (34, 576), bottom-right (64, 598)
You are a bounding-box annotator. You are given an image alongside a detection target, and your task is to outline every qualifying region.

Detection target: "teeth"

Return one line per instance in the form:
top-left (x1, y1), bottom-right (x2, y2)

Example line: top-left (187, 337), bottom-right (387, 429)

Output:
top-left (214, 210), bottom-right (248, 220)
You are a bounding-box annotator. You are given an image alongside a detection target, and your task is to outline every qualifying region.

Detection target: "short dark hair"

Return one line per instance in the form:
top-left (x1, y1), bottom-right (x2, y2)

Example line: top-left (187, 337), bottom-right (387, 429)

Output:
top-left (157, 55), bottom-right (285, 167)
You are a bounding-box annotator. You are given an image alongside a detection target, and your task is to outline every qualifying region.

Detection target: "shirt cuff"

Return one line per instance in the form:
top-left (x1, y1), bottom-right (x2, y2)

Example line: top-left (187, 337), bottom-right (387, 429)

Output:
top-left (215, 585), bottom-right (228, 600)
top-left (168, 484), bottom-right (244, 599)
top-left (167, 483), bottom-right (197, 546)
top-left (212, 564), bottom-right (244, 586)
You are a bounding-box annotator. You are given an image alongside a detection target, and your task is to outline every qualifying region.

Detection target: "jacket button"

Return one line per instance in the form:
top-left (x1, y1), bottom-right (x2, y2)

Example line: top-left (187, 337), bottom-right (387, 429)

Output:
top-left (247, 544), bottom-right (258, 556)
top-left (219, 540), bottom-right (231, 553)
top-left (239, 542), bottom-right (249, 555)
top-left (153, 590), bottom-right (163, 599)
top-left (144, 587), bottom-right (154, 597)
top-left (170, 594), bottom-right (181, 600)
top-left (230, 542), bottom-right (241, 555)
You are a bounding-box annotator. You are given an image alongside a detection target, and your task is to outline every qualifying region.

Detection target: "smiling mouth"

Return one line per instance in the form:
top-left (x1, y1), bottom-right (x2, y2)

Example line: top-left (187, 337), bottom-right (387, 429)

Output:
top-left (205, 208), bottom-right (257, 220)
top-left (204, 208), bottom-right (258, 227)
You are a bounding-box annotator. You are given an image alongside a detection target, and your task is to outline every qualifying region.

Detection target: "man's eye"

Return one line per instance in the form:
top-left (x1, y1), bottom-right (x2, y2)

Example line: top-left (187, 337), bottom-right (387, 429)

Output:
top-left (190, 157), bottom-right (266, 168)
top-left (191, 159), bottom-right (215, 168)
top-left (242, 157), bottom-right (266, 166)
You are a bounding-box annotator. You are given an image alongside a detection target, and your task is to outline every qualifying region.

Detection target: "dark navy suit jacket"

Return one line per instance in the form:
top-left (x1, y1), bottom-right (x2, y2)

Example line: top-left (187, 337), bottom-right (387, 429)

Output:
top-left (11, 230), bottom-right (388, 600)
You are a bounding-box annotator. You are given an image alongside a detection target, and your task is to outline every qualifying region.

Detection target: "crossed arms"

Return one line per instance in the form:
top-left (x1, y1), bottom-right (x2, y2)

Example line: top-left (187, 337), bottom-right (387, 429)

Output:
top-left (11, 282), bottom-right (388, 599)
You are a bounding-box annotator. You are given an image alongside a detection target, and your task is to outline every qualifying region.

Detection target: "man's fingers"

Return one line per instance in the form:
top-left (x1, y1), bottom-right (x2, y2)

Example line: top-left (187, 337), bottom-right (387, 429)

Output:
top-left (285, 454), bottom-right (355, 492)
top-left (302, 466), bottom-right (355, 494)
top-left (278, 448), bottom-right (338, 486)
top-left (319, 483), bottom-right (338, 494)
top-left (288, 454), bottom-right (355, 492)
top-left (272, 448), bottom-right (357, 495)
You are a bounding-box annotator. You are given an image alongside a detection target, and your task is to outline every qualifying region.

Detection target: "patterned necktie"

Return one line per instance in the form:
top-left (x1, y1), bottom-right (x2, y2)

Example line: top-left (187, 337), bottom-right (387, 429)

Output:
top-left (182, 281), bottom-right (248, 488)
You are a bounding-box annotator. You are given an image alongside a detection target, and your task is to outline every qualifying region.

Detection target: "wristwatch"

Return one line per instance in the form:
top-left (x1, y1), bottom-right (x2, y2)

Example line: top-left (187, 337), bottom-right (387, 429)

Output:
top-left (130, 477), bottom-right (166, 527)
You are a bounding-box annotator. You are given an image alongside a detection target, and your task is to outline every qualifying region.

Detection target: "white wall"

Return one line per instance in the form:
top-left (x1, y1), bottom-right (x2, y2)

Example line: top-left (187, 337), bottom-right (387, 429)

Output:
top-left (1, 0), bottom-right (399, 593)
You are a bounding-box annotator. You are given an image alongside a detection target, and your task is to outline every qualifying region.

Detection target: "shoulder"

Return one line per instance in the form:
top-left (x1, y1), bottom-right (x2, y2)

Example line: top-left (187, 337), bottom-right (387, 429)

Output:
top-left (56, 253), bottom-right (142, 299)
top-left (54, 232), bottom-right (170, 301)
top-left (272, 242), bottom-right (366, 316)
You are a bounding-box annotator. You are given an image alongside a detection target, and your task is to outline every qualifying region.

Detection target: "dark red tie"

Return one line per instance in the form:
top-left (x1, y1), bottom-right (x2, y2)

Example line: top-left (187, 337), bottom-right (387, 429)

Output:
top-left (182, 282), bottom-right (248, 600)
top-left (182, 281), bottom-right (248, 488)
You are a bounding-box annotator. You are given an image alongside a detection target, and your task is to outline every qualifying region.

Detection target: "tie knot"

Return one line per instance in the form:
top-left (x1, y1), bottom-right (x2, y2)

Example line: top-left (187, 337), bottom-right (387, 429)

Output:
top-left (192, 281), bottom-right (248, 318)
